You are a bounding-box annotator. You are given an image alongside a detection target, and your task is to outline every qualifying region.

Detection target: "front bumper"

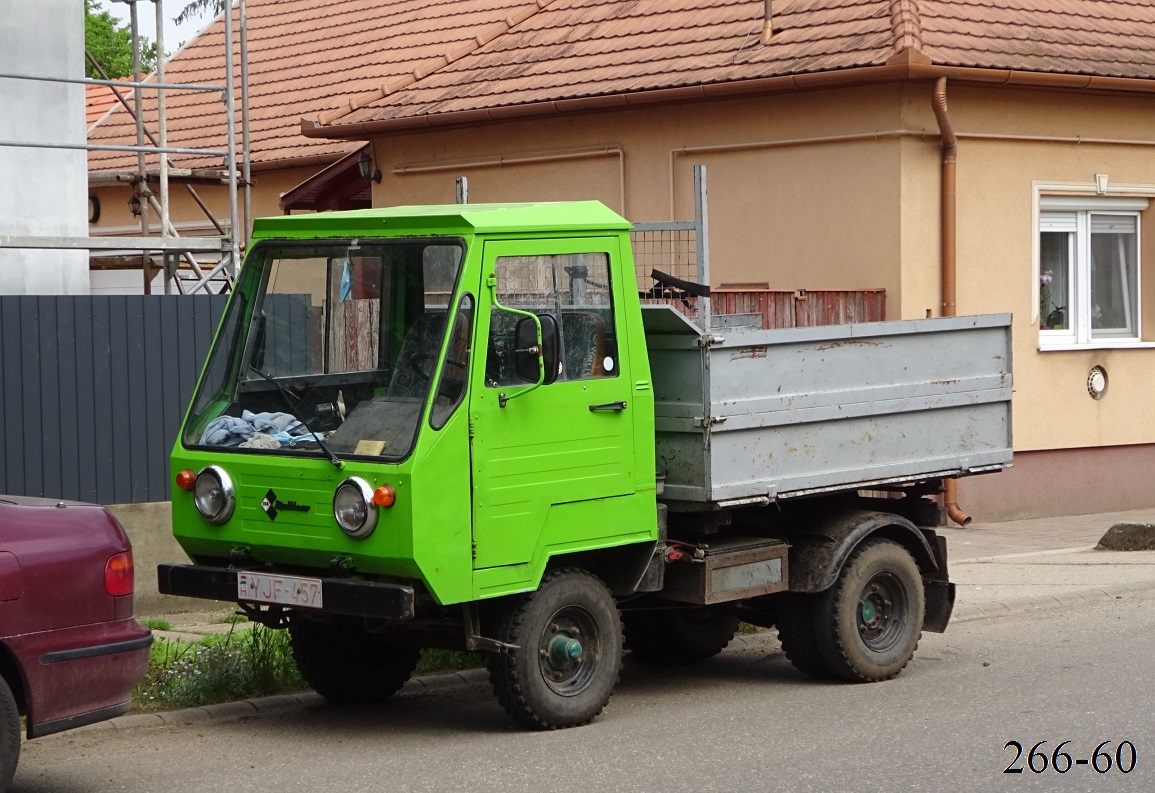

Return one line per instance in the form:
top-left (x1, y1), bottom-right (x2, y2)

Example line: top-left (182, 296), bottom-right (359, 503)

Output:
top-left (157, 564), bottom-right (416, 620)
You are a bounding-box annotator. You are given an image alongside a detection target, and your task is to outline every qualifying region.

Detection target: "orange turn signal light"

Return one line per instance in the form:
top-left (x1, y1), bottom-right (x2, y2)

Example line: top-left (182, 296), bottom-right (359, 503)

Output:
top-left (372, 485), bottom-right (396, 508)
top-left (175, 469), bottom-right (196, 491)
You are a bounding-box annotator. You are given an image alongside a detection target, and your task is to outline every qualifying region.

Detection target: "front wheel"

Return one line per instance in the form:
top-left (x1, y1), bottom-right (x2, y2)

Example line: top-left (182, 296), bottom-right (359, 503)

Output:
top-left (289, 617), bottom-right (421, 705)
top-left (814, 539), bottom-right (925, 682)
top-left (488, 569), bottom-right (623, 730)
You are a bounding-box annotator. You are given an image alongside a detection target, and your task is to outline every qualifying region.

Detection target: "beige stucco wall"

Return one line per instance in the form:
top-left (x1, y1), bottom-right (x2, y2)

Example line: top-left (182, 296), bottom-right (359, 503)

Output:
top-left (372, 85), bottom-right (907, 311)
top-left (921, 85), bottom-right (1155, 452)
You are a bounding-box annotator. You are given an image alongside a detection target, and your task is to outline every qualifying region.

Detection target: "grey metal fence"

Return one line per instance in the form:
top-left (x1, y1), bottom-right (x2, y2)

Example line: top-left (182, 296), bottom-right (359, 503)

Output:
top-left (0, 295), bottom-right (226, 504)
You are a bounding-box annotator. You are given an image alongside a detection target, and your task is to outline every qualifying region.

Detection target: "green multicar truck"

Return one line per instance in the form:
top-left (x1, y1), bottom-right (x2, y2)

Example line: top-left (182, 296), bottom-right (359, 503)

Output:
top-left (159, 201), bottom-right (1013, 730)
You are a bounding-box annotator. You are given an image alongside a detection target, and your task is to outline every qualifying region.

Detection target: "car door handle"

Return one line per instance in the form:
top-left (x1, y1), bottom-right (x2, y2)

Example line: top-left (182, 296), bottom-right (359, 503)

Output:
top-left (589, 401), bottom-right (627, 412)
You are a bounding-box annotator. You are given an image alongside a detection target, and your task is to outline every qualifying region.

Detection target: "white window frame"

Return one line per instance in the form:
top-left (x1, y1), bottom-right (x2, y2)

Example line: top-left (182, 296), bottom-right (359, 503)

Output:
top-left (1034, 189), bottom-right (1150, 350)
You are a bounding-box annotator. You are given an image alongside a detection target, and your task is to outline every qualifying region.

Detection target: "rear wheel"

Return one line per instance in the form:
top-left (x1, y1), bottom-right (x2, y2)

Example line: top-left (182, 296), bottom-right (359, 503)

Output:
top-left (624, 606), bottom-right (738, 665)
top-left (0, 676), bottom-right (19, 793)
top-left (488, 569), bottom-right (622, 730)
top-left (775, 593), bottom-right (833, 679)
top-left (289, 617), bottom-right (421, 705)
top-left (815, 539), bottom-right (925, 682)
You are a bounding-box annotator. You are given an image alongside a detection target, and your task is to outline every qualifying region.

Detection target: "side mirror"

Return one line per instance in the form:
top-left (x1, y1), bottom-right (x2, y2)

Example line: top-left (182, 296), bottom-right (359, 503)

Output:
top-left (514, 313), bottom-right (560, 386)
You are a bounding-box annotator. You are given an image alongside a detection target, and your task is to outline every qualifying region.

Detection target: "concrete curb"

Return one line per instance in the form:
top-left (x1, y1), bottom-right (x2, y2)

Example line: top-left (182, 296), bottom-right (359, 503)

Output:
top-left (952, 545), bottom-right (1099, 563)
top-left (952, 579), bottom-right (1155, 623)
top-left (75, 581), bottom-right (1155, 735)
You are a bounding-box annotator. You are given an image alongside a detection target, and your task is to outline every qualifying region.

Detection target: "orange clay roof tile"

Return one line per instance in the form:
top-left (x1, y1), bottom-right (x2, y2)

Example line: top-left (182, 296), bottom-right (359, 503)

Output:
top-left (89, 0), bottom-right (1155, 169)
top-left (85, 84), bottom-right (118, 130)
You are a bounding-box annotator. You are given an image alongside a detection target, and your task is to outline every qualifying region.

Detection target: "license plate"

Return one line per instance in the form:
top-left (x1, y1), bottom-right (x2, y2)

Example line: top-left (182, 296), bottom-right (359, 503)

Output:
top-left (237, 571), bottom-right (323, 609)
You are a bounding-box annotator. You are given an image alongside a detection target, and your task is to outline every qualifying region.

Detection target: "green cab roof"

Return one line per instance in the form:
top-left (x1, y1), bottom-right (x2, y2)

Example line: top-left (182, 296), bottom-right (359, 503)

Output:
top-left (251, 201), bottom-right (631, 239)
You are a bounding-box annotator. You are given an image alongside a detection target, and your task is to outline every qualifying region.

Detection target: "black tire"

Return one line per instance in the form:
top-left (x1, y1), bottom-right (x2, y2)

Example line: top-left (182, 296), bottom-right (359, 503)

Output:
top-left (775, 593), bottom-right (834, 679)
top-left (289, 617), bottom-right (421, 705)
top-left (0, 676), bottom-right (19, 793)
top-left (815, 539), bottom-right (925, 682)
top-left (488, 568), bottom-right (622, 730)
top-left (623, 606), bottom-right (738, 665)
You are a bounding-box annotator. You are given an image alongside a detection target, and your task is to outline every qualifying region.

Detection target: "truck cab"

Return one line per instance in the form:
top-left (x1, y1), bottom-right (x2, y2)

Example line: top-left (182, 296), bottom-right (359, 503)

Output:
top-left (167, 201), bottom-right (656, 606)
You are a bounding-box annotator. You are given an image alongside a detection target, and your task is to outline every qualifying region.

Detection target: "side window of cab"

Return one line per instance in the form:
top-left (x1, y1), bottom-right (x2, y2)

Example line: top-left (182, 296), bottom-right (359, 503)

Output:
top-left (486, 252), bottom-right (618, 387)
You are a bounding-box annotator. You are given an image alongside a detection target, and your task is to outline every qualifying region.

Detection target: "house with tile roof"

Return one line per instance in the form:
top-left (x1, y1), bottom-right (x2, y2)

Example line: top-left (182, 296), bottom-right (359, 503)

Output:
top-left (89, 0), bottom-right (1155, 521)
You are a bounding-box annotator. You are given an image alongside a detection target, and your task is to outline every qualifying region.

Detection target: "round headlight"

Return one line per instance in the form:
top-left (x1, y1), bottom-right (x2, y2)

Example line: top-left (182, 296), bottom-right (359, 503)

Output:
top-left (193, 465), bottom-right (235, 525)
top-left (333, 477), bottom-right (377, 539)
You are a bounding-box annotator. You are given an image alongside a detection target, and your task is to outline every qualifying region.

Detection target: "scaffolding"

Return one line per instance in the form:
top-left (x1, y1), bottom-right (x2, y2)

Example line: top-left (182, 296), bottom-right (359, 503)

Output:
top-left (0, 0), bottom-right (250, 295)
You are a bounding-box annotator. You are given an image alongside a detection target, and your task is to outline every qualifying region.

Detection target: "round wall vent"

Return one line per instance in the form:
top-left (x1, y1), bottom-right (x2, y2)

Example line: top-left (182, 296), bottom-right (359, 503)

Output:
top-left (1087, 365), bottom-right (1108, 399)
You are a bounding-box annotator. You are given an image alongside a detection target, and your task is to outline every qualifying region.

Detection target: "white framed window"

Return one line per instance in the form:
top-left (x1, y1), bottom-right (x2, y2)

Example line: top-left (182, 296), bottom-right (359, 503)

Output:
top-left (1038, 196), bottom-right (1148, 347)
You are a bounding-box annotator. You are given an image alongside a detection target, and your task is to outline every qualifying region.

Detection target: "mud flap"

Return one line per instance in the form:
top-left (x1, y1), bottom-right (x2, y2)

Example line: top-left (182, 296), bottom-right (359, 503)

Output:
top-left (922, 579), bottom-right (955, 633)
top-left (921, 531), bottom-right (954, 633)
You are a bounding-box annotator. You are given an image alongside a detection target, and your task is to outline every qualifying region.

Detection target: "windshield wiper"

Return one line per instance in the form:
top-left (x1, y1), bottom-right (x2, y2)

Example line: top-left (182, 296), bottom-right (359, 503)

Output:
top-left (248, 366), bottom-right (343, 469)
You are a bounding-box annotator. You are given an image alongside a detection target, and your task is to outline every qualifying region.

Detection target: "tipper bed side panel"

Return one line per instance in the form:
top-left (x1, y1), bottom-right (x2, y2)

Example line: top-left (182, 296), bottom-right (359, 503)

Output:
top-left (642, 307), bottom-right (1013, 506)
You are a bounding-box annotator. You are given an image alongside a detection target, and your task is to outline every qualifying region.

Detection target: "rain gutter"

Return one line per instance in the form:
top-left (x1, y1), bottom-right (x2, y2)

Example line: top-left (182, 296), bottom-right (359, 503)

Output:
top-left (301, 64), bottom-right (1155, 140)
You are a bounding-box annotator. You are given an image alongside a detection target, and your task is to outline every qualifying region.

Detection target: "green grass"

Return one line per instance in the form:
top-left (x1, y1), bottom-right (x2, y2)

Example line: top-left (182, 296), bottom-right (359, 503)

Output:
top-left (414, 649), bottom-right (483, 676)
top-left (134, 619), bottom-right (303, 711)
top-left (140, 618), bottom-right (172, 632)
top-left (134, 617), bottom-right (485, 712)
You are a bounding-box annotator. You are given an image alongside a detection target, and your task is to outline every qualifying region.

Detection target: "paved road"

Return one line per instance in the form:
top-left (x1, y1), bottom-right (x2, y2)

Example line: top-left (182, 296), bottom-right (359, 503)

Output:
top-left (18, 594), bottom-right (1155, 793)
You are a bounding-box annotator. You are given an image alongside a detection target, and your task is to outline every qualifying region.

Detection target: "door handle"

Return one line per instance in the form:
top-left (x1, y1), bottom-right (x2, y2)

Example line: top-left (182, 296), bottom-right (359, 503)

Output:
top-left (589, 401), bottom-right (627, 412)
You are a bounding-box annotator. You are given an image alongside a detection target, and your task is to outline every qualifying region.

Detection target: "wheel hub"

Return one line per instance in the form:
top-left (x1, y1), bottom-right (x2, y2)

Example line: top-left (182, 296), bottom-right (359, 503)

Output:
top-left (856, 572), bottom-right (906, 652)
top-left (548, 635), bottom-right (584, 668)
top-left (537, 607), bottom-right (599, 697)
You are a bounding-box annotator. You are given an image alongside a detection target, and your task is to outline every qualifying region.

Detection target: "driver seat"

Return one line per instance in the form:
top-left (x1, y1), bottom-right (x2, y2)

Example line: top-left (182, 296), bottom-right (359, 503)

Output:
top-left (386, 313), bottom-right (447, 399)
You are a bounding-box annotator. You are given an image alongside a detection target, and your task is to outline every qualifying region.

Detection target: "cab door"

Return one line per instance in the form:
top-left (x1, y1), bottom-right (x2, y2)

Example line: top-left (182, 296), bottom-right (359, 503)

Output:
top-left (468, 238), bottom-right (635, 570)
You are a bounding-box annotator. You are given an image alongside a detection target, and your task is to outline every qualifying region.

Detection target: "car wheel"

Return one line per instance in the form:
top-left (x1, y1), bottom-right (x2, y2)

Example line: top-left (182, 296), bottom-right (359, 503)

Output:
top-left (488, 568), bottom-right (622, 730)
top-left (0, 676), bottom-right (20, 793)
top-left (815, 539), bottom-right (925, 682)
top-left (623, 605), bottom-right (739, 665)
top-left (289, 617), bottom-right (421, 705)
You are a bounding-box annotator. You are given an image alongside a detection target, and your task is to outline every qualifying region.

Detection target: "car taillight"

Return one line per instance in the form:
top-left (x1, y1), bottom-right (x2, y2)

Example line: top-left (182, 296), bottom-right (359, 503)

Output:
top-left (105, 551), bottom-right (134, 597)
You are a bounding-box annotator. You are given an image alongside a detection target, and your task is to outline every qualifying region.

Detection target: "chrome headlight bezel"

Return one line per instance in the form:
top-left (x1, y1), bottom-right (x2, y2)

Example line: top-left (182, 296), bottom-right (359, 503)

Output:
top-left (193, 465), bottom-right (235, 525)
top-left (333, 476), bottom-right (377, 539)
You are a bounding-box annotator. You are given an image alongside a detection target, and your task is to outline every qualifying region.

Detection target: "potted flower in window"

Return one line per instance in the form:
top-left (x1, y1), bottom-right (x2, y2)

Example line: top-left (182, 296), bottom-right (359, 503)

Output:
top-left (1039, 270), bottom-right (1065, 330)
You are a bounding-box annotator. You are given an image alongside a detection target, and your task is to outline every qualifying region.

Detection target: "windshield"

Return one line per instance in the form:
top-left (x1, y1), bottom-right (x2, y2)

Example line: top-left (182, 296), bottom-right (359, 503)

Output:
top-left (183, 239), bottom-right (465, 462)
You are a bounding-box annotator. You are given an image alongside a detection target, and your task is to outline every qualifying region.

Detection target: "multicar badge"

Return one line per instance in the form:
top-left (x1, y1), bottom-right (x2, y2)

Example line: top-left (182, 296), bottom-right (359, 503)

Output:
top-left (260, 488), bottom-right (312, 521)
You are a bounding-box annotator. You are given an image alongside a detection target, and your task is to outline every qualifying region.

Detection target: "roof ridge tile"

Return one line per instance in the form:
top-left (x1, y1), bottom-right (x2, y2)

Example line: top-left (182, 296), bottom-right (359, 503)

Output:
top-left (890, 0), bottom-right (924, 56)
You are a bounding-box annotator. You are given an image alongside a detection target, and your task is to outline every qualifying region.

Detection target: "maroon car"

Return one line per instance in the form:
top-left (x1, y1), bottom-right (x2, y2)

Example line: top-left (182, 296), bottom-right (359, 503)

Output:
top-left (0, 496), bottom-right (152, 789)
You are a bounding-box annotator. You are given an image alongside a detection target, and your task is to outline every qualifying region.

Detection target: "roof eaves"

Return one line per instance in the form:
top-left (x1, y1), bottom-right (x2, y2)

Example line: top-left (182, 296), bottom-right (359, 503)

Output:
top-left (249, 145), bottom-right (361, 174)
top-left (301, 61), bottom-right (1155, 142)
top-left (301, 62), bottom-right (919, 140)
